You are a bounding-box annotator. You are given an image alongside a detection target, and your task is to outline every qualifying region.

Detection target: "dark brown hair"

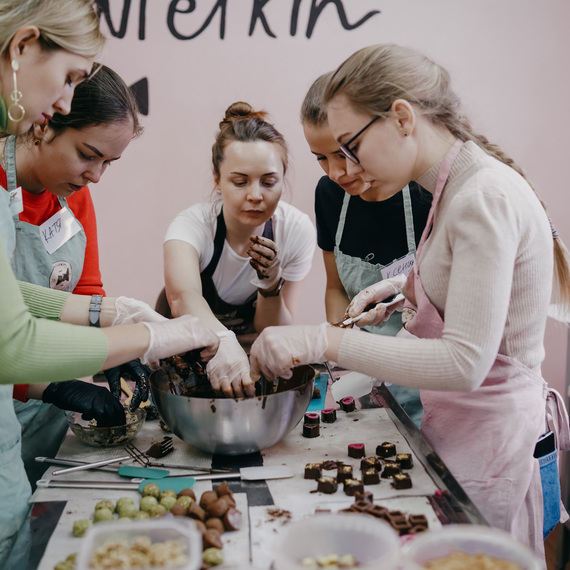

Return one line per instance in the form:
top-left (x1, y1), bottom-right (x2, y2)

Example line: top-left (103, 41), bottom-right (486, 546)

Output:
top-left (212, 101), bottom-right (288, 180)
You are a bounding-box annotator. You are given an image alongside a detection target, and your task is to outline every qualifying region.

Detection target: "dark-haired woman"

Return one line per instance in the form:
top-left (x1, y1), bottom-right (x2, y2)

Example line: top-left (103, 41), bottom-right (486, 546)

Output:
top-left (3, 64), bottom-right (153, 485)
top-left (163, 101), bottom-right (316, 398)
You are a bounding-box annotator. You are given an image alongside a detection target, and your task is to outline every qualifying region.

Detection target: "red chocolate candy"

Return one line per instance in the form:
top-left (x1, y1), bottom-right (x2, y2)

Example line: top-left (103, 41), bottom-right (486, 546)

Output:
top-left (304, 412), bottom-right (320, 425)
top-left (321, 408), bottom-right (337, 423)
top-left (339, 396), bottom-right (356, 412)
top-left (348, 443), bottom-right (365, 458)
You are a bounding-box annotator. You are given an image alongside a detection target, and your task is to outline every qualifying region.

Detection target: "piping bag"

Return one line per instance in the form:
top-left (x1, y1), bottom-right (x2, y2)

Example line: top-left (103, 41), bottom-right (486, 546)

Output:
top-left (330, 371), bottom-right (383, 402)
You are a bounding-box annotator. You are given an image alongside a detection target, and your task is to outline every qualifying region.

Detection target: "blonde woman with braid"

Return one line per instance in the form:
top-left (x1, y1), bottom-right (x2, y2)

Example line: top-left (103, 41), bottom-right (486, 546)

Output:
top-left (251, 44), bottom-right (570, 562)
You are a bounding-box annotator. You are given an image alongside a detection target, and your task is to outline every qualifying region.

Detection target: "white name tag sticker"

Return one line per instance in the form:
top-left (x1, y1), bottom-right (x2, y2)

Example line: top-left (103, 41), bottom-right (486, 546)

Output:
top-left (40, 207), bottom-right (81, 254)
top-left (9, 186), bottom-right (23, 216)
top-left (381, 251), bottom-right (416, 280)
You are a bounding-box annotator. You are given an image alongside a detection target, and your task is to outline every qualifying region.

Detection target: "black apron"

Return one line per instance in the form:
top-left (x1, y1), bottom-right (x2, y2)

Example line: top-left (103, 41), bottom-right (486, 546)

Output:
top-left (201, 210), bottom-right (273, 336)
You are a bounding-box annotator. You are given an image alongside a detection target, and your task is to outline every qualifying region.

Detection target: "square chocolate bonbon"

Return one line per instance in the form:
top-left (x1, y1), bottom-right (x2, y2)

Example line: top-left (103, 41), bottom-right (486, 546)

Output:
top-left (396, 453), bottom-right (413, 470)
top-left (321, 408), bottom-right (337, 423)
top-left (316, 476), bottom-right (338, 494)
top-left (362, 468), bottom-right (380, 485)
top-left (304, 462), bottom-right (322, 480)
top-left (303, 423), bottom-right (320, 438)
top-left (381, 461), bottom-right (401, 479)
top-left (343, 478), bottom-right (364, 496)
top-left (391, 472), bottom-right (412, 490)
top-left (337, 464), bottom-right (353, 483)
top-left (376, 441), bottom-right (396, 458)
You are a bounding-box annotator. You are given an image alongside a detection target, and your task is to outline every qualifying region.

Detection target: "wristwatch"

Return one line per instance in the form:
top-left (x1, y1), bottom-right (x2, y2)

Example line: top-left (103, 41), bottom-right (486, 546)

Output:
top-left (258, 277), bottom-right (285, 298)
top-left (89, 295), bottom-right (103, 327)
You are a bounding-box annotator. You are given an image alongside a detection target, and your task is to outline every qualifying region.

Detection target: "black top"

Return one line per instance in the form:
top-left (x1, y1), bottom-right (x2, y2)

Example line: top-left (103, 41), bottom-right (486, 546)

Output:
top-left (314, 176), bottom-right (432, 265)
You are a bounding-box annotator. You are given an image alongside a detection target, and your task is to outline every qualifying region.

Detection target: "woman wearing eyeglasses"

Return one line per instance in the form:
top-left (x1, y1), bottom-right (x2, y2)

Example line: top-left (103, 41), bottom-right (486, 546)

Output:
top-left (251, 44), bottom-right (570, 560)
top-left (301, 72), bottom-right (431, 425)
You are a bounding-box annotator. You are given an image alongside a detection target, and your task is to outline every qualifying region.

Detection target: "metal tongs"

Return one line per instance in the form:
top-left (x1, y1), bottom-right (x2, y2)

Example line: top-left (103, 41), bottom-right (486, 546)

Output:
top-left (335, 293), bottom-right (405, 328)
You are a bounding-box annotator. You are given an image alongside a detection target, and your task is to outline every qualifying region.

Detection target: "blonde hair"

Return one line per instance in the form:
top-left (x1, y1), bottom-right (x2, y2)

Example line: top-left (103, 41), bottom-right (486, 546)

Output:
top-left (324, 43), bottom-right (570, 309)
top-left (0, 0), bottom-right (104, 58)
top-left (300, 71), bottom-right (334, 127)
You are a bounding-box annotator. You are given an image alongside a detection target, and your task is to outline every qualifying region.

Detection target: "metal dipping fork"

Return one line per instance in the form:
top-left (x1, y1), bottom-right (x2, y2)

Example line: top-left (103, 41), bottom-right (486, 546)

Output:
top-left (123, 441), bottom-right (230, 473)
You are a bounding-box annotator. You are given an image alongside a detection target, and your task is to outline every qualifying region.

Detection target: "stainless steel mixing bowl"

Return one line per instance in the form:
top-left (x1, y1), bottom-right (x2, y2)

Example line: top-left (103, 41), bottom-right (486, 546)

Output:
top-left (150, 365), bottom-right (315, 455)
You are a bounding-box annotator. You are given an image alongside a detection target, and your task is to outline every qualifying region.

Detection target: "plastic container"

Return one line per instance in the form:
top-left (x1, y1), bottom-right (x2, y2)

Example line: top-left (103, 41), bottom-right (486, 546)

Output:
top-left (273, 512), bottom-right (401, 570)
top-left (401, 524), bottom-right (543, 570)
top-left (67, 407), bottom-right (146, 447)
top-left (76, 518), bottom-right (202, 570)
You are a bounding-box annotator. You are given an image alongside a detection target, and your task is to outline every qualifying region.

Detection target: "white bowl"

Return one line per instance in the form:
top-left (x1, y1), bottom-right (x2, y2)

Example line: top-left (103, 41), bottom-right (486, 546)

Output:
top-left (76, 518), bottom-right (202, 570)
top-left (273, 512), bottom-right (401, 570)
top-left (402, 524), bottom-right (543, 570)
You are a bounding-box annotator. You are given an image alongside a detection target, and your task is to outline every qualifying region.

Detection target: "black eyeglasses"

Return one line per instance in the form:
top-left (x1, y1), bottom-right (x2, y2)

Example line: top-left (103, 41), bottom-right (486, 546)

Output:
top-left (339, 115), bottom-right (381, 164)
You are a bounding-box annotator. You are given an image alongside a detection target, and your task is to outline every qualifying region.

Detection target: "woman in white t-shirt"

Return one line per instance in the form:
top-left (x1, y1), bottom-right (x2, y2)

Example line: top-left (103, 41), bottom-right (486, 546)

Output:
top-left (163, 101), bottom-right (316, 398)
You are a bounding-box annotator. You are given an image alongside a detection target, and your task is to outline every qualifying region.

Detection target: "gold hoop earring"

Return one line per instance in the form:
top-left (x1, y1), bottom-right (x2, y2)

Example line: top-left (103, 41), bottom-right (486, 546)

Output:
top-left (8, 60), bottom-right (25, 123)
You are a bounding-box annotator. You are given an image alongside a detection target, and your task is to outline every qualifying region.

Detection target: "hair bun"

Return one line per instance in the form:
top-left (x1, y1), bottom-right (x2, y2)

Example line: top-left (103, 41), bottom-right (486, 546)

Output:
top-left (220, 101), bottom-right (267, 127)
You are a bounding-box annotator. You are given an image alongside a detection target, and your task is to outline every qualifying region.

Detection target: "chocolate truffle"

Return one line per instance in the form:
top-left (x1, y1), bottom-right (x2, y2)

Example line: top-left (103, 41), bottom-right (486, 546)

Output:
top-left (321, 409), bottom-right (337, 423)
top-left (360, 456), bottom-right (379, 471)
top-left (348, 443), bottom-right (365, 458)
top-left (205, 517), bottom-right (225, 533)
top-left (343, 478), bottom-right (364, 496)
top-left (312, 388), bottom-right (321, 399)
top-left (199, 490), bottom-right (218, 510)
top-left (203, 528), bottom-right (223, 550)
top-left (303, 423), bottom-right (320, 438)
top-left (381, 461), bottom-right (401, 479)
top-left (304, 462), bottom-right (322, 480)
top-left (362, 468), bottom-right (380, 485)
top-left (222, 507), bottom-right (242, 531)
top-left (337, 465), bottom-right (353, 483)
top-left (316, 476), bottom-right (338, 494)
top-left (339, 396), bottom-right (356, 412)
top-left (391, 473), bottom-right (412, 490)
top-left (396, 453), bottom-right (413, 470)
top-left (376, 441), bottom-right (396, 458)
top-left (187, 502), bottom-right (206, 521)
top-left (207, 497), bottom-right (231, 518)
top-left (178, 488), bottom-right (197, 501)
top-left (304, 412), bottom-right (320, 425)
top-left (215, 481), bottom-right (233, 498)
top-left (170, 503), bottom-right (187, 517)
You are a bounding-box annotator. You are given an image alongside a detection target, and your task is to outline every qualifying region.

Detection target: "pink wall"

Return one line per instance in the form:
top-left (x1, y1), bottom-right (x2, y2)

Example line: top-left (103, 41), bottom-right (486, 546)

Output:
top-left (92, 1), bottom-right (570, 395)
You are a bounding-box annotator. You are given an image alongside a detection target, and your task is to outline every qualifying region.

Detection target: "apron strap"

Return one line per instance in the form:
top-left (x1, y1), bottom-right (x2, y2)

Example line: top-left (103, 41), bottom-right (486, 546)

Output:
top-left (334, 192), bottom-right (351, 248)
top-left (5, 135), bottom-right (17, 192)
top-left (545, 387), bottom-right (570, 451)
top-left (401, 184), bottom-right (416, 253)
top-left (202, 208), bottom-right (274, 279)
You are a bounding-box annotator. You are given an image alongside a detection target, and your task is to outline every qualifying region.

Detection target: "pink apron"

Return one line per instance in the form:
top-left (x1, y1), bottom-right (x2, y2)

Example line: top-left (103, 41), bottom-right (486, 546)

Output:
top-left (402, 140), bottom-right (569, 561)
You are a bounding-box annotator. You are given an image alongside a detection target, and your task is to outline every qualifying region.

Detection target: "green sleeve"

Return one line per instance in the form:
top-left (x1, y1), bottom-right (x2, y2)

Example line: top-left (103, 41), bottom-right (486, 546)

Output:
top-left (18, 280), bottom-right (70, 320)
top-left (0, 238), bottom-right (108, 384)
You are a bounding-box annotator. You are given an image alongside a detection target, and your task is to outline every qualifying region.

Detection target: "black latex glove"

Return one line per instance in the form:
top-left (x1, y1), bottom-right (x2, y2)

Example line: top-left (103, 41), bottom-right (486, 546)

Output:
top-left (104, 359), bottom-right (151, 411)
top-left (42, 380), bottom-right (126, 427)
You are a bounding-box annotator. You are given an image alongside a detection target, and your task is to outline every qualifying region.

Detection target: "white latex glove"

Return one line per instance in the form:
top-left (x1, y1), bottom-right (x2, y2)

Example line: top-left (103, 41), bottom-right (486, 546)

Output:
top-left (112, 296), bottom-right (168, 325)
top-left (250, 323), bottom-right (329, 381)
top-left (247, 235), bottom-right (282, 289)
top-left (141, 315), bottom-right (219, 367)
top-left (206, 331), bottom-right (255, 398)
top-left (345, 275), bottom-right (407, 328)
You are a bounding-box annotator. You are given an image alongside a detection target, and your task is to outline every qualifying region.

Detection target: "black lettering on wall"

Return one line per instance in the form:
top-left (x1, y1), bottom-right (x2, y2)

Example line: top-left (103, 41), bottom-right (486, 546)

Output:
top-left (306, 0), bottom-right (380, 38)
top-left (249, 0), bottom-right (276, 38)
top-left (290, 0), bottom-right (303, 36)
top-left (96, 0), bottom-right (380, 41)
top-left (167, 0), bottom-right (227, 40)
top-left (96, 0), bottom-right (132, 39)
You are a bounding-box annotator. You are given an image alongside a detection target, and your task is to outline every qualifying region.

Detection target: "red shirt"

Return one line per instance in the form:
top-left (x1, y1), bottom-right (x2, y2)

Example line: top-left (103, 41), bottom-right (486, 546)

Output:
top-left (1, 166), bottom-right (106, 401)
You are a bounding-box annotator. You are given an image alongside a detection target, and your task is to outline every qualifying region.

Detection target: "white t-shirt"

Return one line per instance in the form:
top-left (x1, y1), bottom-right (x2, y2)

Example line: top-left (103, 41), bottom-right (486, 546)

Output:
top-left (164, 201), bottom-right (316, 305)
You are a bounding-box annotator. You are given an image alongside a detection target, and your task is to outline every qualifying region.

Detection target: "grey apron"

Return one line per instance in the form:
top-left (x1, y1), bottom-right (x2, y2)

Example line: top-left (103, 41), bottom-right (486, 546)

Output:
top-left (4, 135), bottom-right (88, 487)
top-left (334, 185), bottom-right (423, 426)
